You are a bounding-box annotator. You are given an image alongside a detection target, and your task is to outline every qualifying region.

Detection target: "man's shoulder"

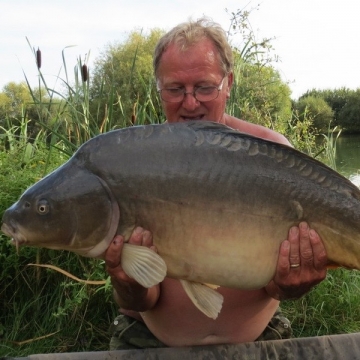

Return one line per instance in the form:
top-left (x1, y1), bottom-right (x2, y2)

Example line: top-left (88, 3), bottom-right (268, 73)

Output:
top-left (224, 116), bottom-right (291, 147)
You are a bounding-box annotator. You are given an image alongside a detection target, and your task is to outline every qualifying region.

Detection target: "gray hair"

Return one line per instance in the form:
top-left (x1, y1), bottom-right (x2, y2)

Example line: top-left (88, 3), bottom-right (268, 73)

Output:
top-left (153, 17), bottom-right (233, 77)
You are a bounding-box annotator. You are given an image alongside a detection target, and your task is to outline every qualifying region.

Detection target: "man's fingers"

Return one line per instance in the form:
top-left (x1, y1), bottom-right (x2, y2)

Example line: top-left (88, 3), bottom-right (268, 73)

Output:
top-left (142, 230), bottom-right (153, 247)
top-left (105, 235), bottom-right (124, 269)
top-left (288, 226), bottom-right (301, 267)
top-left (276, 240), bottom-right (291, 276)
top-left (299, 222), bottom-right (314, 267)
top-left (129, 227), bottom-right (145, 245)
top-left (310, 229), bottom-right (328, 270)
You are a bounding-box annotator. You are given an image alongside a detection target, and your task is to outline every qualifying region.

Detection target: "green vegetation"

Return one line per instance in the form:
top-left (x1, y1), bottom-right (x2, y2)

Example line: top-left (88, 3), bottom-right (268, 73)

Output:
top-left (0, 7), bottom-right (359, 357)
top-left (90, 28), bottom-right (164, 124)
top-left (0, 117), bottom-right (116, 356)
top-left (297, 88), bottom-right (360, 133)
top-left (282, 269), bottom-right (360, 338)
top-left (294, 96), bottom-right (334, 134)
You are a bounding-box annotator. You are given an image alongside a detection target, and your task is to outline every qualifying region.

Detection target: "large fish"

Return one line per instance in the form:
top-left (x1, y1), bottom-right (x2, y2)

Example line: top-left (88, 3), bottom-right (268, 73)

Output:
top-left (2, 121), bottom-right (360, 319)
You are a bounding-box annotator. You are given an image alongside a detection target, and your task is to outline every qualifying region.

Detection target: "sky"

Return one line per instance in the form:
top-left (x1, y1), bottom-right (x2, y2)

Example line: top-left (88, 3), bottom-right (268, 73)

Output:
top-left (1, 0), bottom-right (359, 99)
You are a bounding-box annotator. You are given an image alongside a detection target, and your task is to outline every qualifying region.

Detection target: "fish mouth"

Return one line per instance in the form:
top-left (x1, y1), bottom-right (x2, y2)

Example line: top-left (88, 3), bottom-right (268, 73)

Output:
top-left (1, 222), bottom-right (28, 249)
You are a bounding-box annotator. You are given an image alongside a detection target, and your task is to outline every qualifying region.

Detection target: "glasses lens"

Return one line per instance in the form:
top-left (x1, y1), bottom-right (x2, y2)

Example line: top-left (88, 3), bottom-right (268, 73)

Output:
top-left (159, 81), bottom-right (222, 103)
top-left (194, 86), bottom-right (219, 102)
top-left (160, 89), bottom-right (183, 102)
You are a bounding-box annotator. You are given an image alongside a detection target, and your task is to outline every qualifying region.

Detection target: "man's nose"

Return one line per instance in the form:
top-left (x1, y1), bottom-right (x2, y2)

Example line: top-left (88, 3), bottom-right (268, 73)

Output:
top-left (181, 92), bottom-right (199, 111)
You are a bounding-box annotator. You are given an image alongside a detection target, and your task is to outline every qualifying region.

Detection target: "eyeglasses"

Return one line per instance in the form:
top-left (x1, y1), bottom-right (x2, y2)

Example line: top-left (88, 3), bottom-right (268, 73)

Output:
top-left (157, 77), bottom-right (226, 103)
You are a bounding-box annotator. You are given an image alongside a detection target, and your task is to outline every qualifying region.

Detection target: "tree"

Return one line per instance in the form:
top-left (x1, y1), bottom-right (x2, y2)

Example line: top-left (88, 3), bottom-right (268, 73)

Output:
top-left (0, 81), bottom-right (66, 145)
top-left (338, 89), bottom-right (360, 133)
top-left (295, 96), bottom-right (334, 133)
top-left (226, 8), bottom-right (292, 134)
top-left (0, 82), bottom-right (32, 120)
top-left (228, 56), bottom-right (292, 133)
top-left (90, 28), bottom-right (165, 125)
top-left (0, 82), bottom-right (45, 139)
top-left (299, 88), bottom-right (353, 127)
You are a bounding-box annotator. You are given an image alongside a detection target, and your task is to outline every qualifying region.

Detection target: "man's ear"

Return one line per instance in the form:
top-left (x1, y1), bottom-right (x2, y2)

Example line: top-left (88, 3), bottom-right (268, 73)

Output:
top-left (226, 72), bottom-right (234, 98)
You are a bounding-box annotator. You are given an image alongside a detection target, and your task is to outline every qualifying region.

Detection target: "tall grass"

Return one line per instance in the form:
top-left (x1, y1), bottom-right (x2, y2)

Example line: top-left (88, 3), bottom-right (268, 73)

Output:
top-left (282, 269), bottom-right (360, 338)
top-left (321, 125), bottom-right (342, 170)
top-left (23, 40), bottom-right (163, 156)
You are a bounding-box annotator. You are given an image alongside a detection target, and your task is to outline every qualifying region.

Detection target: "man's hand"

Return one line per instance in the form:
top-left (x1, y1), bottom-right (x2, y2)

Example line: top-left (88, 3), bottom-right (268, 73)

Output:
top-left (105, 227), bottom-right (160, 311)
top-left (106, 227), bottom-right (154, 283)
top-left (266, 222), bottom-right (328, 300)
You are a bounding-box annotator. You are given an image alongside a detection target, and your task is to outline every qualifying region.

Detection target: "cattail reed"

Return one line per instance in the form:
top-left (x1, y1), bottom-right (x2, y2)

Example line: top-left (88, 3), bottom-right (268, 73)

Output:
top-left (81, 64), bottom-right (88, 82)
top-left (36, 48), bottom-right (41, 69)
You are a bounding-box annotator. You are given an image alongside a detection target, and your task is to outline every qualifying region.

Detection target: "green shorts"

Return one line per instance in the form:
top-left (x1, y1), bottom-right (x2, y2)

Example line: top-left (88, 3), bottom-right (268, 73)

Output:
top-left (109, 308), bottom-right (292, 350)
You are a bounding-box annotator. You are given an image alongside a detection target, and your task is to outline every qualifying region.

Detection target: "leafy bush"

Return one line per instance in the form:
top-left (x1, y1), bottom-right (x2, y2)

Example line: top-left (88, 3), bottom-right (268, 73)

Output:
top-left (294, 96), bottom-right (334, 133)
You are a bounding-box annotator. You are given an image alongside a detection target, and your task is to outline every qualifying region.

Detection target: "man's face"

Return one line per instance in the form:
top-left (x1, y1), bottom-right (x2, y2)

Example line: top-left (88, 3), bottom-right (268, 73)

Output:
top-left (156, 38), bottom-right (233, 124)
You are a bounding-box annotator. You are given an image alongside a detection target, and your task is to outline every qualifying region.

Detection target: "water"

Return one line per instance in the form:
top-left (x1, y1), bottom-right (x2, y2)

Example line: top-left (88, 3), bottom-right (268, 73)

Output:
top-left (335, 134), bottom-right (360, 187)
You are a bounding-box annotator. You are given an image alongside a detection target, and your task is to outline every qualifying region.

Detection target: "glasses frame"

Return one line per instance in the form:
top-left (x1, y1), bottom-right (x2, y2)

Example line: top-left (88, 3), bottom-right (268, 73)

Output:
top-left (157, 76), bottom-right (226, 103)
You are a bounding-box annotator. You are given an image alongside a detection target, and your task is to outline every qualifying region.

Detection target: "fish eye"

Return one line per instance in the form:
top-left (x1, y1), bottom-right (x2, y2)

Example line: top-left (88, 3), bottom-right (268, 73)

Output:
top-left (37, 199), bottom-right (49, 215)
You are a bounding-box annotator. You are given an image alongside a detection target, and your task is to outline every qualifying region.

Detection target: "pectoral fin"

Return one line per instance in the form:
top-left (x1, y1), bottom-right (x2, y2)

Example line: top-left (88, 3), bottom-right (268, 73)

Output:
top-left (180, 279), bottom-right (223, 319)
top-left (203, 283), bottom-right (220, 290)
top-left (121, 243), bottom-right (167, 288)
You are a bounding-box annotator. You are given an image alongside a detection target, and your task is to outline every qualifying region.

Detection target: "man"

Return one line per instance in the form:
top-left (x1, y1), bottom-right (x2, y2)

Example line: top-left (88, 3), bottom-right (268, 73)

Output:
top-left (105, 18), bottom-right (328, 349)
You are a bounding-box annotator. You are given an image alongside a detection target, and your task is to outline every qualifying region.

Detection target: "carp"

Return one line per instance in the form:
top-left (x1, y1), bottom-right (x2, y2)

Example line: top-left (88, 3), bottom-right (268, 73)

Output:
top-left (2, 121), bottom-right (360, 319)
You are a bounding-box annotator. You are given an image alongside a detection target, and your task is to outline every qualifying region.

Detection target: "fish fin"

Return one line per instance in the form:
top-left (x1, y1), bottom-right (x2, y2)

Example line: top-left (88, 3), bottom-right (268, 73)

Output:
top-left (179, 279), bottom-right (223, 319)
top-left (121, 243), bottom-right (167, 288)
top-left (202, 283), bottom-right (220, 290)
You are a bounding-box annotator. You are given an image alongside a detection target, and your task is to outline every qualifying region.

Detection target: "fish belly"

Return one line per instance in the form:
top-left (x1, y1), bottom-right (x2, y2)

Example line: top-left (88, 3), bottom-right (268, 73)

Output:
top-left (134, 202), bottom-right (290, 290)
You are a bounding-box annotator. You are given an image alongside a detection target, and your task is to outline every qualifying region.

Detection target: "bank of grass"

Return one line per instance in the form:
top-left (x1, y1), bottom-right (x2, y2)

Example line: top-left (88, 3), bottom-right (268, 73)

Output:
top-left (282, 269), bottom-right (360, 338)
top-left (1, 47), bottom-right (360, 358)
top-left (1, 252), bottom-right (116, 354)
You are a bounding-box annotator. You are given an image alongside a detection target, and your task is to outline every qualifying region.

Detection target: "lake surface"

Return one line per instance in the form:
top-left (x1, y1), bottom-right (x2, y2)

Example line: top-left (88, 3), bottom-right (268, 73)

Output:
top-left (335, 133), bottom-right (360, 186)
